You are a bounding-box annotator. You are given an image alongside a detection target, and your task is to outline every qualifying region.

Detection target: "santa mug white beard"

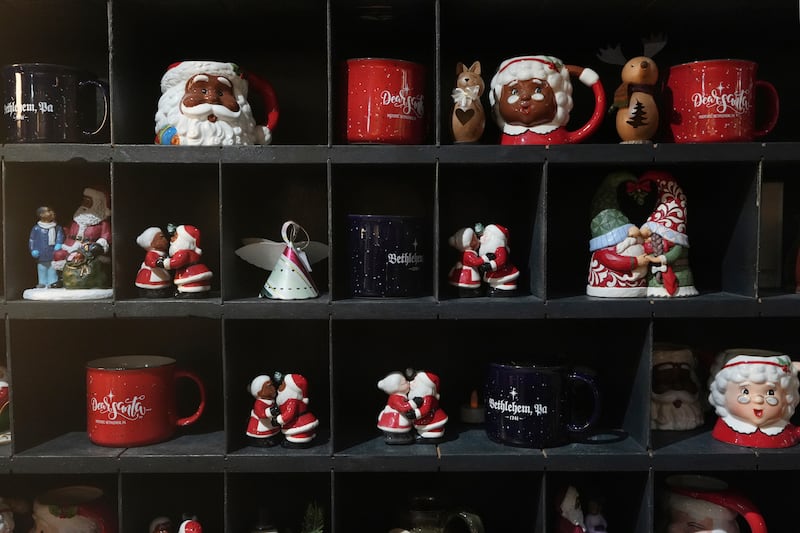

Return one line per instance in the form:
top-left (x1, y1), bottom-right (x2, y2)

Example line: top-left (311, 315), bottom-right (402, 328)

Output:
top-left (154, 60), bottom-right (279, 146)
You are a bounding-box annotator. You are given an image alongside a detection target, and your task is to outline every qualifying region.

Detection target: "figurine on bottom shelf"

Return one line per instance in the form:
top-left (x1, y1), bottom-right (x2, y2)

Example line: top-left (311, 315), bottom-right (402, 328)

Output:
top-left (149, 517), bottom-right (174, 533)
top-left (0, 366), bottom-right (10, 445)
top-left (28, 206), bottom-right (64, 289)
top-left (377, 370), bottom-right (415, 444)
top-left (268, 372), bottom-right (319, 448)
top-left (555, 486), bottom-right (586, 533)
top-left (246, 374), bottom-right (282, 447)
top-left (376, 369), bottom-right (448, 444)
top-left (584, 497), bottom-right (608, 533)
top-left (177, 518), bottom-right (202, 533)
top-left (24, 188), bottom-right (113, 300)
top-left (235, 220), bottom-right (329, 300)
top-left (32, 486), bottom-right (116, 533)
top-left (451, 61), bottom-right (485, 144)
top-left (651, 344), bottom-right (705, 431)
top-left (157, 224), bottom-right (213, 298)
top-left (639, 171), bottom-right (698, 298)
top-left (135, 227), bottom-right (173, 298)
top-left (447, 226), bottom-right (484, 297)
top-left (708, 351), bottom-right (800, 448)
top-left (586, 172), bottom-right (650, 297)
top-left (477, 223), bottom-right (520, 297)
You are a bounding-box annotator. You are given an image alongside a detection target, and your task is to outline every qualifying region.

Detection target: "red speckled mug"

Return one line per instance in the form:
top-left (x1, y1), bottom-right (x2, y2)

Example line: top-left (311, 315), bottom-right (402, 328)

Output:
top-left (666, 59), bottom-right (779, 143)
top-left (343, 58), bottom-right (426, 144)
top-left (86, 355), bottom-right (205, 447)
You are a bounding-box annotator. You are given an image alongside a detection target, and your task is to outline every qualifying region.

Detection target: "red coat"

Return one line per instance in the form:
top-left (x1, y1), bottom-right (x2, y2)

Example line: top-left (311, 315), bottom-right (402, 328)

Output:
top-left (711, 418), bottom-right (800, 448)
top-left (411, 395), bottom-right (448, 437)
top-left (448, 249), bottom-right (483, 289)
top-left (481, 246), bottom-right (519, 287)
top-left (377, 393), bottom-right (414, 433)
top-left (163, 249), bottom-right (213, 293)
top-left (135, 250), bottom-right (171, 289)
top-left (247, 398), bottom-right (281, 439)
top-left (54, 219), bottom-right (112, 261)
top-left (275, 398), bottom-right (319, 444)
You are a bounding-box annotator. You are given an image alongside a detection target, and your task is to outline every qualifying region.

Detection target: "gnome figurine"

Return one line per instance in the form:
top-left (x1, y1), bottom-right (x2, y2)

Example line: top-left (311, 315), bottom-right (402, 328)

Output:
top-left (639, 170), bottom-right (698, 298)
top-left (586, 171), bottom-right (650, 297)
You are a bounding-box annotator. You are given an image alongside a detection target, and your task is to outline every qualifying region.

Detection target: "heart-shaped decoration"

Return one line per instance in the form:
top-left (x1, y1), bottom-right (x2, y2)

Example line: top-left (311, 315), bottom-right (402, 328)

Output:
top-left (455, 108), bottom-right (475, 125)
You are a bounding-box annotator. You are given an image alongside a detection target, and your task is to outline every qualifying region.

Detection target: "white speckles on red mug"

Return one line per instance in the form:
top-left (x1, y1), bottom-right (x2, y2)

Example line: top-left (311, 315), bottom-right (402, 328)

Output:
top-left (343, 58), bottom-right (426, 144)
top-left (665, 59), bottom-right (779, 143)
top-left (86, 355), bottom-right (206, 447)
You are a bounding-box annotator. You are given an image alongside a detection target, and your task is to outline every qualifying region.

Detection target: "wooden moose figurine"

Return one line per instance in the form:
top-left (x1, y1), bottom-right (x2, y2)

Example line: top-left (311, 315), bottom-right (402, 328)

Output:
top-left (597, 34), bottom-right (667, 144)
top-left (451, 61), bottom-right (485, 143)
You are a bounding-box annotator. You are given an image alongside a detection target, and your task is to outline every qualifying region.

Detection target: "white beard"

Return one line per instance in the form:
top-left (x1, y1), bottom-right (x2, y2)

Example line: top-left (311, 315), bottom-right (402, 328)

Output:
top-left (651, 389), bottom-right (704, 430)
top-left (73, 211), bottom-right (103, 227)
top-left (155, 85), bottom-right (269, 146)
top-left (478, 234), bottom-right (505, 256)
top-left (169, 235), bottom-right (194, 257)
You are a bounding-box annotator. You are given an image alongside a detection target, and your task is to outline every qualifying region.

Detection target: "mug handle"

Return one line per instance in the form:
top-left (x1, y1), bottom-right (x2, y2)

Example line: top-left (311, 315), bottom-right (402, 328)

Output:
top-left (79, 79), bottom-right (110, 136)
top-left (752, 79), bottom-right (779, 139)
top-left (175, 369), bottom-right (206, 426)
top-left (565, 370), bottom-right (601, 433)
top-left (443, 510), bottom-right (485, 533)
top-left (564, 65), bottom-right (607, 144)
top-left (243, 71), bottom-right (280, 134)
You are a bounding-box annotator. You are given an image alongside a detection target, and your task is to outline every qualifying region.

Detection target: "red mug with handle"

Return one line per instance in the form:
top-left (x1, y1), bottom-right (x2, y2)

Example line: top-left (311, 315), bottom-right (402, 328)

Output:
top-left (665, 474), bottom-right (767, 533)
top-left (665, 59), bottom-right (779, 143)
top-left (86, 355), bottom-right (206, 447)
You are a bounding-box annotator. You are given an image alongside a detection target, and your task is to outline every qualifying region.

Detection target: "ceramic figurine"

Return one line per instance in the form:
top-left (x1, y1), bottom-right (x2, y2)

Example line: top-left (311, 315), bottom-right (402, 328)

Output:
top-left (584, 497), bottom-right (608, 533)
top-left (149, 517), bottom-right (174, 533)
top-left (555, 485), bottom-right (586, 533)
top-left (135, 227), bottom-right (173, 298)
top-left (488, 55), bottom-right (605, 145)
top-left (155, 60), bottom-right (278, 146)
top-left (597, 35), bottom-right (667, 144)
top-left (451, 61), bottom-right (485, 144)
top-left (0, 366), bottom-right (10, 445)
top-left (651, 343), bottom-right (705, 431)
top-left (235, 220), bottom-right (329, 300)
top-left (446, 225), bottom-right (483, 297)
top-left (32, 486), bottom-right (116, 533)
top-left (708, 350), bottom-right (800, 448)
top-left (157, 224), bottom-right (213, 298)
top-left (639, 170), bottom-right (698, 298)
top-left (377, 369), bottom-right (416, 444)
top-left (586, 172), bottom-right (649, 298)
top-left (24, 187), bottom-right (113, 301)
top-left (663, 475), bottom-right (767, 533)
top-left (177, 518), bottom-right (202, 533)
top-left (28, 206), bottom-right (64, 289)
top-left (268, 372), bottom-right (319, 448)
top-left (246, 374), bottom-right (282, 447)
top-left (476, 223), bottom-right (519, 296)
top-left (377, 369), bottom-right (448, 444)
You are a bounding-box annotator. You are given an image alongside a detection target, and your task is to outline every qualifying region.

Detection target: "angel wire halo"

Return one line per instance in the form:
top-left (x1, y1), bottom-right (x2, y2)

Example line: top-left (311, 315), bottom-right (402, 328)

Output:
top-left (235, 220), bottom-right (329, 300)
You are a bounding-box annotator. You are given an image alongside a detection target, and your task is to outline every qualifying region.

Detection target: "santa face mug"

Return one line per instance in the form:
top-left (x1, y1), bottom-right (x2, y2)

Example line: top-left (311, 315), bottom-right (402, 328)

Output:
top-left (485, 361), bottom-right (601, 448)
top-left (155, 60), bottom-right (279, 146)
top-left (86, 355), bottom-right (206, 447)
top-left (488, 55), bottom-right (606, 145)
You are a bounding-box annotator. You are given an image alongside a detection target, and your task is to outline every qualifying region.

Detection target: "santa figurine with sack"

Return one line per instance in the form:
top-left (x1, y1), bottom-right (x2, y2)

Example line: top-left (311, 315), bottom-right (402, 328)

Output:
top-left (154, 60), bottom-right (278, 146)
top-left (639, 170), bottom-right (698, 298)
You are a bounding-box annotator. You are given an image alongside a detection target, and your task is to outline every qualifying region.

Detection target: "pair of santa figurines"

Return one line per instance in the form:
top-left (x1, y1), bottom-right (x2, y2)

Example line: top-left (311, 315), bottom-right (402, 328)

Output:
top-left (246, 372), bottom-right (320, 449)
top-left (135, 224), bottom-right (213, 298)
top-left (447, 222), bottom-right (520, 298)
top-left (376, 368), bottom-right (448, 445)
top-left (587, 170), bottom-right (698, 298)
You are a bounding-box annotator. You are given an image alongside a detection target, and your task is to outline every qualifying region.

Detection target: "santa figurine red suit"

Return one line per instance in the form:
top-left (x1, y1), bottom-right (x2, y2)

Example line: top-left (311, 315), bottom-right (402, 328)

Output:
top-left (178, 518), bottom-right (202, 533)
top-left (158, 224), bottom-right (213, 297)
top-left (407, 371), bottom-right (449, 442)
top-left (246, 374), bottom-right (282, 447)
top-left (447, 226), bottom-right (484, 297)
top-left (53, 187), bottom-right (112, 273)
top-left (477, 223), bottom-right (520, 296)
top-left (269, 373), bottom-right (319, 448)
top-left (377, 370), bottom-right (416, 445)
top-left (134, 226), bottom-right (173, 298)
top-left (555, 486), bottom-right (587, 533)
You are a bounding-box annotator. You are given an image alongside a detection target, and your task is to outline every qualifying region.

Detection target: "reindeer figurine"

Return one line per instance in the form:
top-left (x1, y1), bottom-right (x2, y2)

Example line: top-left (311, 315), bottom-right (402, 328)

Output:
top-left (451, 61), bottom-right (485, 144)
top-left (597, 34), bottom-right (667, 144)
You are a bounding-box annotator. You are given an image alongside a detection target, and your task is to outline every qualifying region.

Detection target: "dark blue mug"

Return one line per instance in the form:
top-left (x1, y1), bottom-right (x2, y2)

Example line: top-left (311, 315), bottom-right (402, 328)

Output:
top-left (347, 214), bottom-right (428, 297)
top-left (485, 362), bottom-right (601, 448)
top-left (2, 63), bottom-right (109, 143)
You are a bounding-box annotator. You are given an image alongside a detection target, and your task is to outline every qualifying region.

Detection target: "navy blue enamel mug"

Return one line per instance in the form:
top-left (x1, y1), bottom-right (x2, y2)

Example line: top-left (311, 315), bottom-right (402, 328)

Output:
top-left (485, 362), bottom-right (601, 448)
top-left (347, 214), bottom-right (428, 297)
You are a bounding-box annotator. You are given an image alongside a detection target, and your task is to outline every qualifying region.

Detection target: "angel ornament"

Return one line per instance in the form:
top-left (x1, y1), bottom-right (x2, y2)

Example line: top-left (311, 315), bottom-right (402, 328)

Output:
top-left (235, 220), bottom-right (329, 300)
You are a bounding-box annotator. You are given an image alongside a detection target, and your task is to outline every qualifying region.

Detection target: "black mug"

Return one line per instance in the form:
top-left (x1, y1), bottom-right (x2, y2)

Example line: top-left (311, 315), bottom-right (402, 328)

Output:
top-left (2, 63), bottom-right (109, 143)
top-left (347, 214), bottom-right (428, 297)
top-left (485, 362), bottom-right (601, 448)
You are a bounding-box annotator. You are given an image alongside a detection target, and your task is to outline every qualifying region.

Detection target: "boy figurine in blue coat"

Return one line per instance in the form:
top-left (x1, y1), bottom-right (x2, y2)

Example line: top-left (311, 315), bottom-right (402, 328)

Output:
top-left (29, 206), bottom-right (64, 288)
